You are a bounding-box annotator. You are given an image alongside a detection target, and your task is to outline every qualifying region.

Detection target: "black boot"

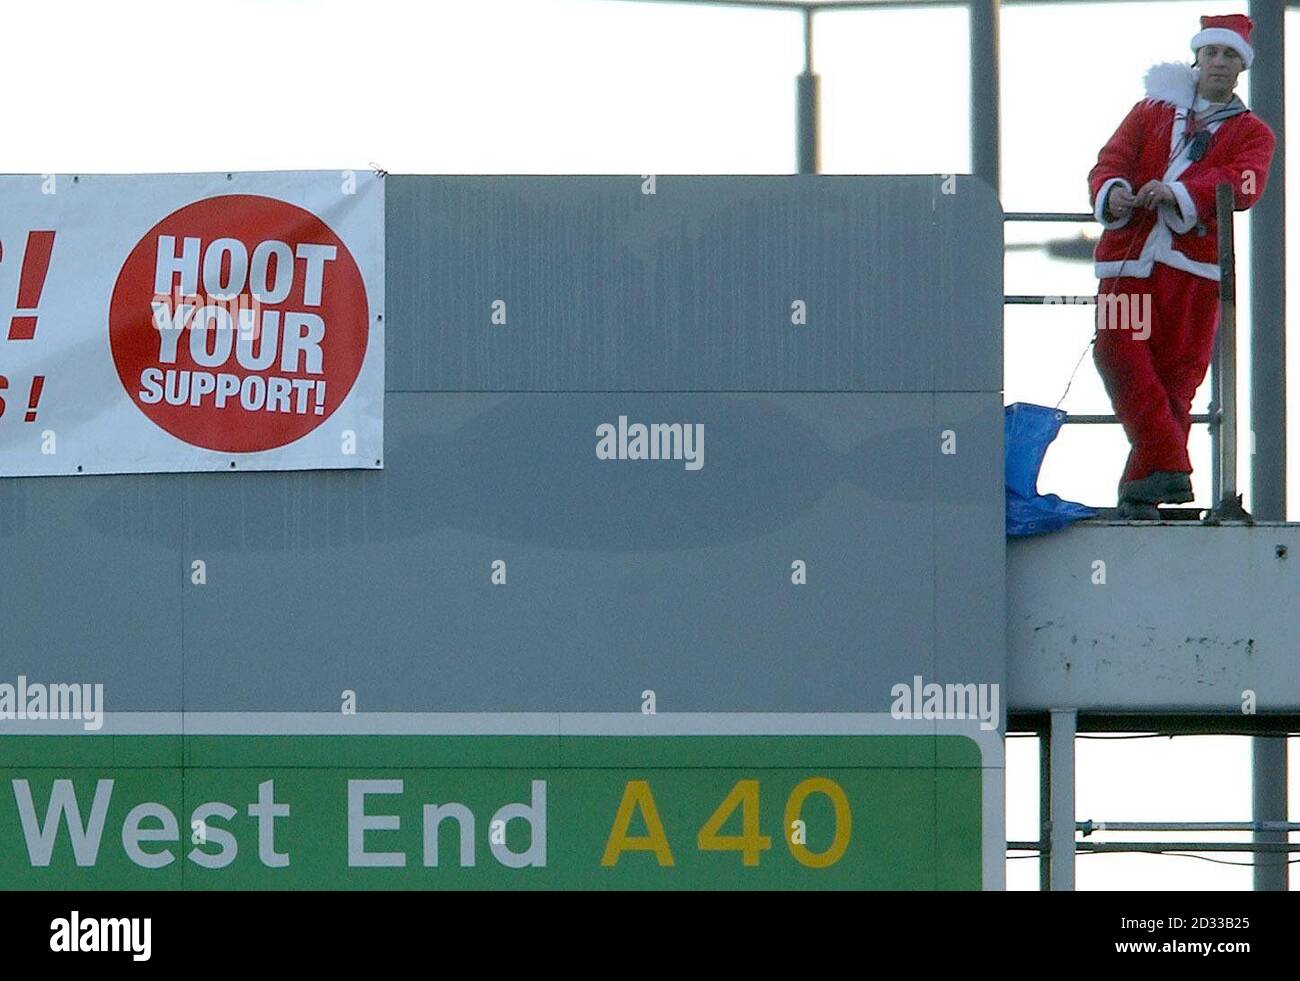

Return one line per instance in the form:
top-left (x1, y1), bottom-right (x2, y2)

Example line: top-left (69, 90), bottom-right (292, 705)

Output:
top-left (1116, 499), bottom-right (1161, 520)
top-left (1119, 470), bottom-right (1193, 504)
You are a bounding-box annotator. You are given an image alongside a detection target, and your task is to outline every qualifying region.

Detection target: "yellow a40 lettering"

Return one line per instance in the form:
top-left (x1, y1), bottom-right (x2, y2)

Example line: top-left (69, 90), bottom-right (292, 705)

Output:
top-left (602, 776), bottom-right (852, 871)
top-left (784, 777), bottom-right (852, 868)
top-left (697, 779), bottom-right (772, 866)
top-left (601, 780), bottom-right (675, 866)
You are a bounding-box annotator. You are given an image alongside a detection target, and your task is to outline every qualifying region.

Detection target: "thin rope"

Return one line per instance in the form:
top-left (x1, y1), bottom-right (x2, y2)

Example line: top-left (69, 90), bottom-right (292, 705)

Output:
top-left (1053, 207), bottom-right (1157, 410)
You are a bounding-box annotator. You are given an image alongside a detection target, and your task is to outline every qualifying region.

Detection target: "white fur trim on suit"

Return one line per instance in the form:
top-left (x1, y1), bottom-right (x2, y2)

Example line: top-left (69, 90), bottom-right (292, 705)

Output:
top-left (1095, 177), bottom-right (1134, 229)
top-left (1093, 83), bottom-right (1233, 283)
top-left (1166, 181), bottom-right (1198, 234)
top-left (1143, 62), bottom-right (1198, 109)
top-left (1191, 28), bottom-right (1254, 69)
top-left (1095, 225), bottom-right (1221, 282)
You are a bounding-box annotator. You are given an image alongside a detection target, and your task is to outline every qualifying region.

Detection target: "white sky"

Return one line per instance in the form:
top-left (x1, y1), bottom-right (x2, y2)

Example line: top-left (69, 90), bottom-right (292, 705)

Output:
top-left (1, 0), bottom-right (1295, 890)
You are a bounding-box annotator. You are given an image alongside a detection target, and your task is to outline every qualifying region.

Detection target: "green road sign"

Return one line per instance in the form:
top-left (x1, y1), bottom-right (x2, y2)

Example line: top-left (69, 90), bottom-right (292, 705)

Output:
top-left (0, 715), bottom-right (1000, 889)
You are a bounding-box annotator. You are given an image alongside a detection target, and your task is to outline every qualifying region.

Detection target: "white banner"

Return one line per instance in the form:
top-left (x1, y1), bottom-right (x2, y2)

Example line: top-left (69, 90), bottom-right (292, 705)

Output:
top-left (0, 171), bottom-right (383, 476)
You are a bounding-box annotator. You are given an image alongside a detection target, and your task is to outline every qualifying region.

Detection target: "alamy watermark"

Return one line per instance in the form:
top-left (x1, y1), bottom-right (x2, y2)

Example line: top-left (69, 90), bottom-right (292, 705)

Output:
top-left (595, 415), bottom-right (704, 471)
top-left (1043, 292), bottom-right (1151, 341)
top-left (50, 911), bottom-right (150, 961)
top-left (890, 675), bottom-right (999, 731)
top-left (0, 676), bottom-right (104, 731)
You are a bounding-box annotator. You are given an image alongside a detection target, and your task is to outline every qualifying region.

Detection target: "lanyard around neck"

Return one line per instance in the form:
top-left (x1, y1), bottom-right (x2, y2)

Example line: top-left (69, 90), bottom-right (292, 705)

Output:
top-left (1169, 98), bottom-right (1246, 164)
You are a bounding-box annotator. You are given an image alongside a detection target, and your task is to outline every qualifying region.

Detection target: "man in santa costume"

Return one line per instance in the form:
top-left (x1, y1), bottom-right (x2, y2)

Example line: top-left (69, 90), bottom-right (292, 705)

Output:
top-left (1088, 13), bottom-right (1276, 519)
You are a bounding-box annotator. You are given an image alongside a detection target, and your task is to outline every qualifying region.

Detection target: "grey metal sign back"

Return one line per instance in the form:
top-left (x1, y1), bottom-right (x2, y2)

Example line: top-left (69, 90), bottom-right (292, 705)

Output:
top-left (1, 175), bottom-right (1005, 720)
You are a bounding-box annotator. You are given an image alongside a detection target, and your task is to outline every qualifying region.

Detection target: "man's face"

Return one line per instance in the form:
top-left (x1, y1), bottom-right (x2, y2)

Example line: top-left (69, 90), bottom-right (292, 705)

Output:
top-left (1196, 44), bottom-right (1245, 91)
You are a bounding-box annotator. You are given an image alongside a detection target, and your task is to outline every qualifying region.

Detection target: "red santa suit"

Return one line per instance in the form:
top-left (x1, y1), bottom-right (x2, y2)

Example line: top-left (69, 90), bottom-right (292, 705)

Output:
top-left (1087, 61), bottom-right (1276, 489)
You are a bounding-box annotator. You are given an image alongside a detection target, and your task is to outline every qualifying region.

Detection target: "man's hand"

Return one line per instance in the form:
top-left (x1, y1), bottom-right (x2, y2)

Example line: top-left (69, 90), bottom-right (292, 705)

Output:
top-left (1105, 184), bottom-right (1137, 221)
top-left (1133, 180), bottom-right (1176, 210)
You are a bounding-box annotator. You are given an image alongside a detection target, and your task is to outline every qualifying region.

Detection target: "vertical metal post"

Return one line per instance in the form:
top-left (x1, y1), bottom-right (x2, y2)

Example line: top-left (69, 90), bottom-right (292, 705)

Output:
top-left (1049, 709), bottom-right (1076, 890)
top-left (1039, 730), bottom-right (1052, 891)
top-left (1253, 739), bottom-right (1289, 890)
top-left (1249, 0), bottom-right (1288, 892)
top-left (1215, 183), bottom-right (1238, 509)
top-left (969, 0), bottom-right (1001, 196)
top-left (1210, 395), bottom-right (1222, 507)
top-left (1250, 0), bottom-right (1286, 517)
top-left (1210, 360), bottom-right (1222, 506)
top-left (796, 8), bottom-right (819, 175)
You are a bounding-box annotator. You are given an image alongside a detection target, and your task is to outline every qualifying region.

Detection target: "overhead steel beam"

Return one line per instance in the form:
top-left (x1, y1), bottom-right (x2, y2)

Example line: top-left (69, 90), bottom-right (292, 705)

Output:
top-left (602, 0), bottom-right (1300, 12)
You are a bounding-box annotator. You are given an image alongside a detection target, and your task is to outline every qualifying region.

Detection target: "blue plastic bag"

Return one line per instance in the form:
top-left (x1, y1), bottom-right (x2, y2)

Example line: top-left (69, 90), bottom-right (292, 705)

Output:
top-left (1005, 403), bottom-right (1098, 537)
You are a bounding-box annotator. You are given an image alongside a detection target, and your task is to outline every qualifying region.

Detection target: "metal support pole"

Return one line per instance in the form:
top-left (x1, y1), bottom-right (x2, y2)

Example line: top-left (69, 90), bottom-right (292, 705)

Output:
top-left (1253, 739), bottom-right (1289, 890)
top-left (1249, 0), bottom-right (1288, 893)
top-left (1049, 709), bottom-right (1076, 890)
top-left (1039, 730), bottom-right (1051, 891)
top-left (1211, 362), bottom-right (1222, 506)
top-left (1251, 0), bottom-right (1287, 517)
top-left (1215, 183), bottom-right (1239, 512)
top-left (969, 0), bottom-right (1000, 196)
top-left (796, 8), bottom-right (819, 174)
top-left (1210, 401), bottom-right (1222, 505)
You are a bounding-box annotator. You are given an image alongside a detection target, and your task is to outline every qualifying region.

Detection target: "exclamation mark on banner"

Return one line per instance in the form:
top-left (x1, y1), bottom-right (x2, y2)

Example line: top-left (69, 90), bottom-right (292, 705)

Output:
top-left (9, 230), bottom-right (56, 341)
top-left (24, 375), bottom-right (44, 421)
top-left (313, 381), bottom-right (326, 415)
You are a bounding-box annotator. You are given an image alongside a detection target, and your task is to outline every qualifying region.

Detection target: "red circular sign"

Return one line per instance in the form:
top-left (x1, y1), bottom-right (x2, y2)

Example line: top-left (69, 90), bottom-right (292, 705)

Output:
top-left (109, 194), bottom-right (369, 453)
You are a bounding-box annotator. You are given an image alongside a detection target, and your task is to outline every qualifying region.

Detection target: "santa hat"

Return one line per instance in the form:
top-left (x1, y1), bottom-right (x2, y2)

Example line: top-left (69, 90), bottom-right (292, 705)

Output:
top-left (1191, 13), bottom-right (1255, 69)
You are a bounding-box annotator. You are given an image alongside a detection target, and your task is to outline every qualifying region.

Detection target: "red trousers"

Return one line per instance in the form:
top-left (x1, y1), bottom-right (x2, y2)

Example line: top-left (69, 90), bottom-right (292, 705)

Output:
top-left (1093, 261), bottom-right (1221, 484)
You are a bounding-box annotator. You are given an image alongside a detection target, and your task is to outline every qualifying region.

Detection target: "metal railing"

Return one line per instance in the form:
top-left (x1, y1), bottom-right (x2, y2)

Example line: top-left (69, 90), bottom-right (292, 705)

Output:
top-left (1003, 183), bottom-right (1240, 515)
top-left (1009, 818), bottom-right (1300, 860)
